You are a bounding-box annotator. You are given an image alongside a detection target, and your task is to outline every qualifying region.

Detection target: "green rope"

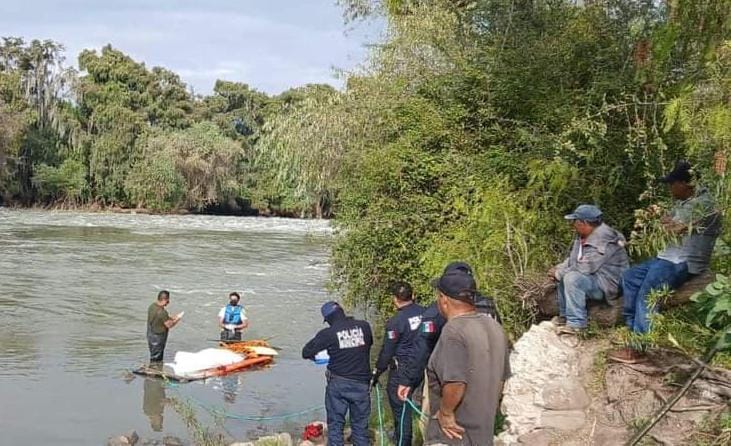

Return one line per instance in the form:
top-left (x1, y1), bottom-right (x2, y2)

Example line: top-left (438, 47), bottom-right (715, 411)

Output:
top-left (405, 397), bottom-right (427, 419)
top-left (174, 390), bottom-right (324, 422)
top-left (375, 384), bottom-right (386, 446)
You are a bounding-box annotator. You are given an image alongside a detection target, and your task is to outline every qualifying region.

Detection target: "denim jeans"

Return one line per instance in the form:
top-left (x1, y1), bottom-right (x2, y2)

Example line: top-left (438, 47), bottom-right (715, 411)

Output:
top-left (387, 370), bottom-right (413, 446)
top-left (325, 375), bottom-right (371, 446)
top-left (622, 258), bottom-right (689, 334)
top-left (557, 271), bottom-right (605, 328)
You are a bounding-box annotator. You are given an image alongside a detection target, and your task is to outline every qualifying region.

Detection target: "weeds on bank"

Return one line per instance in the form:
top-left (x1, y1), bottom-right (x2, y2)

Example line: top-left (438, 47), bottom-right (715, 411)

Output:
top-left (169, 397), bottom-right (227, 446)
top-left (691, 410), bottom-right (731, 446)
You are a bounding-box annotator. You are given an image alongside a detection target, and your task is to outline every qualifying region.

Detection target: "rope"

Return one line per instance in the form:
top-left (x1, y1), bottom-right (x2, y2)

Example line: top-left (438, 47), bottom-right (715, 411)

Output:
top-left (375, 384), bottom-right (386, 446)
top-left (164, 382), bottom-right (324, 422)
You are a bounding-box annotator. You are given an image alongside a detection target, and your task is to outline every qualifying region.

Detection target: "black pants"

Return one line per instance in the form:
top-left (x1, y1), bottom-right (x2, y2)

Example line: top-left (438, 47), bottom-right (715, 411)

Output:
top-left (220, 330), bottom-right (242, 341)
top-left (147, 330), bottom-right (168, 363)
top-left (388, 370), bottom-right (413, 446)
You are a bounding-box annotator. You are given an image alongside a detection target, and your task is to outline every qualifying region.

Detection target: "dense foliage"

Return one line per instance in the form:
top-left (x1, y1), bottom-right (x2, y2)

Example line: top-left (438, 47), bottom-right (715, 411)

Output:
top-left (0, 42), bottom-right (337, 216)
top-left (326, 0), bottom-right (731, 341)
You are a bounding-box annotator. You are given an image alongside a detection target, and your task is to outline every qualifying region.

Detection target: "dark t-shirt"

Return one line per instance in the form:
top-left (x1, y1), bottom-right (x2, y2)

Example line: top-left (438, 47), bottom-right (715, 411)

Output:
top-left (147, 303), bottom-right (170, 335)
top-left (426, 313), bottom-right (510, 446)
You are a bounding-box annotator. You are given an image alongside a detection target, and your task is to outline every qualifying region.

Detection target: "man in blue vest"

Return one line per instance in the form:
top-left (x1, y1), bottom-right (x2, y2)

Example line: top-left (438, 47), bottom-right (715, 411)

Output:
top-left (302, 301), bottom-right (373, 446)
top-left (370, 281), bottom-right (425, 446)
top-left (218, 292), bottom-right (248, 341)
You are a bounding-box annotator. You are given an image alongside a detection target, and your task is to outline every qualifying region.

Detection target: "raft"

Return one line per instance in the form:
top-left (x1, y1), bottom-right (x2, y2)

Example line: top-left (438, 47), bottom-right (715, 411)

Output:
top-left (133, 340), bottom-right (277, 382)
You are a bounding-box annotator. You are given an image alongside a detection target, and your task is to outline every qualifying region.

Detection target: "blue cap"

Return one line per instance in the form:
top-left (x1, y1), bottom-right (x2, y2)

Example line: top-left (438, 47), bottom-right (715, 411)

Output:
top-left (431, 270), bottom-right (476, 304)
top-left (320, 301), bottom-right (341, 322)
top-left (564, 204), bottom-right (603, 222)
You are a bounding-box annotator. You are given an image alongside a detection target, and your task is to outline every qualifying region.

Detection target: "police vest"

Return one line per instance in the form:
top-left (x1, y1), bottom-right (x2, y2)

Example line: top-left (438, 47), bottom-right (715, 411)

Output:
top-left (224, 304), bottom-right (243, 325)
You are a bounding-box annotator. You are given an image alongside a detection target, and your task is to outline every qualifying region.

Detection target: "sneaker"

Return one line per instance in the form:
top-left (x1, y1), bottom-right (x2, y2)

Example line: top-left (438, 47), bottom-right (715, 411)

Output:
top-left (551, 316), bottom-right (567, 326)
top-left (557, 325), bottom-right (585, 336)
top-left (607, 347), bottom-right (647, 364)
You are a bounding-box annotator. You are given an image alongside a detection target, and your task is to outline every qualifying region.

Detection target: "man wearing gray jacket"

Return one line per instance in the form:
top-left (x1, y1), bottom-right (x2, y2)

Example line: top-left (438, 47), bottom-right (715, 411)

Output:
top-left (549, 205), bottom-right (629, 334)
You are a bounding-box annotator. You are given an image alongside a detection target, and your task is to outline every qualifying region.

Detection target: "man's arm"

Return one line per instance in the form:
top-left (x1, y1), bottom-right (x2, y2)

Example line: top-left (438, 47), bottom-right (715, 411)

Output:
top-left (302, 329), bottom-right (330, 360)
top-left (437, 382), bottom-right (467, 440)
top-left (375, 320), bottom-right (398, 373)
top-left (164, 314), bottom-right (181, 329)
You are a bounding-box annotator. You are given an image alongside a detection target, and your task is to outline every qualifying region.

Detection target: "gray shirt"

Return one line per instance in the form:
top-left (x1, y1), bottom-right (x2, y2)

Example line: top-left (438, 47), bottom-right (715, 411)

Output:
top-left (657, 188), bottom-right (722, 274)
top-left (555, 223), bottom-right (630, 299)
top-left (426, 313), bottom-right (510, 446)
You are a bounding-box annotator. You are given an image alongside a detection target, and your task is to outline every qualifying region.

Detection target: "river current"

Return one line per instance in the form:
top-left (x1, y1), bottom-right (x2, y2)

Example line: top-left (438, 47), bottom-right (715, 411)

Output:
top-left (0, 209), bottom-right (333, 445)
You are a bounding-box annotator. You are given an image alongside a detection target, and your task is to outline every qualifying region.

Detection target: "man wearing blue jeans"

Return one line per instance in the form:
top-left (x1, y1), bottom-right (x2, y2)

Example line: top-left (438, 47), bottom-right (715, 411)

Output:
top-left (610, 162), bottom-right (722, 363)
top-left (302, 301), bottom-right (373, 445)
top-left (549, 205), bottom-right (629, 335)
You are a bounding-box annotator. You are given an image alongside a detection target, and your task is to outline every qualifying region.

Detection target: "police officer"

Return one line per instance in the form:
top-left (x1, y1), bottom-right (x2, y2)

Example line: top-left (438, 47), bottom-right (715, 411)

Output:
top-left (370, 282), bottom-right (425, 446)
top-left (397, 262), bottom-right (501, 402)
top-left (302, 301), bottom-right (373, 446)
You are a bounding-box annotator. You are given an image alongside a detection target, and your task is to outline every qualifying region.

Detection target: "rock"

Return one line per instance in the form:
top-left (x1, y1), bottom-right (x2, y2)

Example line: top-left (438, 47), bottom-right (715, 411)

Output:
top-left (541, 380), bottom-right (591, 411)
top-left (162, 436), bottom-right (183, 446)
top-left (108, 437), bottom-right (132, 446)
top-left (125, 430), bottom-right (139, 446)
top-left (540, 410), bottom-right (586, 430)
top-left (517, 428), bottom-right (552, 445)
top-left (254, 433), bottom-right (292, 446)
top-left (591, 425), bottom-right (629, 445)
top-left (229, 443), bottom-right (254, 446)
top-left (497, 322), bottom-right (584, 443)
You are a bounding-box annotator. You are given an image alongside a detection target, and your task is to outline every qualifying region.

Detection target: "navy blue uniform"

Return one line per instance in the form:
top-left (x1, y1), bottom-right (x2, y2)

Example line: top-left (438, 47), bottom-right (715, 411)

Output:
top-left (374, 302), bottom-right (425, 446)
top-left (302, 311), bottom-right (373, 446)
top-left (398, 292), bottom-right (501, 387)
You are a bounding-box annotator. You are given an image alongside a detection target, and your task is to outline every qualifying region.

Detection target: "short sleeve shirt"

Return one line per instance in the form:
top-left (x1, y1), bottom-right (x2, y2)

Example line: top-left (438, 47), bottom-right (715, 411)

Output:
top-left (147, 303), bottom-right (170, 335)
top-left (426, 313), bottom-right (510, 446)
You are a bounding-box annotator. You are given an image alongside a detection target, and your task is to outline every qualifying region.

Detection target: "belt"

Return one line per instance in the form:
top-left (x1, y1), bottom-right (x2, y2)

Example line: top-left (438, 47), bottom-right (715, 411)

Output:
top-left (326, 370), bottom-right (369, 384)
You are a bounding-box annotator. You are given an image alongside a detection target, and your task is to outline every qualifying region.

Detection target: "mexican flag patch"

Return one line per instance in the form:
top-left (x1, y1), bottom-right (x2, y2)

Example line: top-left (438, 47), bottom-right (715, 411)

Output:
top-left (387, 330), bottom-right (398, 340)
top-left (421, 321), bottom-right (436, 333)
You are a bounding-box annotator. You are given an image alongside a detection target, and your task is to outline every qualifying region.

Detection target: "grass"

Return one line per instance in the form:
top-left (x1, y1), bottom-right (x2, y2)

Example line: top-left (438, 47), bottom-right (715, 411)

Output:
top-left (690, 410), bottom-right (731, 446)
top-left (169, 397), bottom-right (227, 446)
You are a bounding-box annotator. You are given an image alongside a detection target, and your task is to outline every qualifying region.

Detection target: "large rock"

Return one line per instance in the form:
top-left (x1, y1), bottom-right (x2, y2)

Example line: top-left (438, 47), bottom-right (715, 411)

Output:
top-left (254, 433), bottom-right (293, 446)
top-left (497, 322), bottom-right (585, 443)
top-left (540, 380), bottom-right (590, 411)
top-left (108, 431), bottom-right (139, 446)
top-left (540, 410), bottom-right (586, 430)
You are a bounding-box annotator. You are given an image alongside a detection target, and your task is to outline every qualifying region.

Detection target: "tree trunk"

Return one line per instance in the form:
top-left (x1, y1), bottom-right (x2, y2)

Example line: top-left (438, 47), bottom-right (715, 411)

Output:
top-left (534, 272), bottom-right (714, 327)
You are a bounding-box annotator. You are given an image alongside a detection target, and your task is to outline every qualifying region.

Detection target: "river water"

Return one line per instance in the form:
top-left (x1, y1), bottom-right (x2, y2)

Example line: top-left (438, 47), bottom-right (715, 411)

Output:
top-left (0, 209), bottom-right (334, 445)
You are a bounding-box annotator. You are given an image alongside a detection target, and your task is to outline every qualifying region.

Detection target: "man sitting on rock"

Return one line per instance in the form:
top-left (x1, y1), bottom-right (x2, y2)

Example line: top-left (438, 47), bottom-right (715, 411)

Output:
top-left (609, 161), bottom-right (722, 364)
top-left (549, 204), bottom-right (629, 336)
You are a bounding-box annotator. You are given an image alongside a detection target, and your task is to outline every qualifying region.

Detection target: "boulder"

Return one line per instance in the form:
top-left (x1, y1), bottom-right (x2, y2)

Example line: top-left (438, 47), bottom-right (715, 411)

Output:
top-left (107, 431), bottom-right (139, 446)
top-left (517, 429), bottom-right (552, 445)
top-left (540, 380), bottom-right (591, 411)
top-left (540, 410), bottom-right (586, 430)
top-left (162, 436), bottom-right (183, 446)
top-left (254, 433), bottom-right (293, 446)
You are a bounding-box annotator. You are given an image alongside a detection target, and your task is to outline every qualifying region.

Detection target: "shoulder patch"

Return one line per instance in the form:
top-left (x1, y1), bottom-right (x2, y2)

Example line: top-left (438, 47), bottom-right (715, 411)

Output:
top-left (421, 320), bottom-right (436, 333)
top-left (387, 330), bottom-right (398, 340)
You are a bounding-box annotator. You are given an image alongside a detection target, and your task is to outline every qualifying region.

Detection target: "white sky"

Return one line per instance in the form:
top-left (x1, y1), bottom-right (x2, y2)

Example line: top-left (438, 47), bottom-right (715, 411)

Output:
top-left (0, 0), bottom-right (383, 94)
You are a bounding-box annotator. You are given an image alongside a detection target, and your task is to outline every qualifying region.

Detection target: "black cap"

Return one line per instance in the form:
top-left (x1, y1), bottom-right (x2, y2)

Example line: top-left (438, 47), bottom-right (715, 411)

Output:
top-left (660, 161), bottom-right (693, 184)
top-left (431, 270), bottom-right (476, 304)
top-left (443, 261), bottom-right (474, 276)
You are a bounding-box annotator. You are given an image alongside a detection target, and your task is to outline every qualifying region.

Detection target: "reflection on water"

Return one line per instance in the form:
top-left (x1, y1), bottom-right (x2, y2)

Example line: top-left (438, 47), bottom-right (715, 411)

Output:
top-left (0, 209), bottom-right (332, 445)
top-left (143, 378), bottom-right (167, 432)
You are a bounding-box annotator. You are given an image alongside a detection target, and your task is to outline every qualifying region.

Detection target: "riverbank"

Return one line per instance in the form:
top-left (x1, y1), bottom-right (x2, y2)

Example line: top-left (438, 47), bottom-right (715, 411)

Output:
top-left (0, 201), bottom-right (329, 219)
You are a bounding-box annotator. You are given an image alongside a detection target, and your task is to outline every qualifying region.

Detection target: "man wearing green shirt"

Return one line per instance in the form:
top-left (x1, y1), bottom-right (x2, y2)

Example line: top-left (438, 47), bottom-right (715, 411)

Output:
top-left (147, 290), bottom-right (182, 363)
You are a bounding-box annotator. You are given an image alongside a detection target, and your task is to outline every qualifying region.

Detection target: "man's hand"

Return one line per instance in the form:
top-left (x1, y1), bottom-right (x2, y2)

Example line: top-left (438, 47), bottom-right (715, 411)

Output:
top-left (397, 385), bottom-right (411, 402)
top-left (547, 267), bottom-right (557, 281)
top-left (369, 369), bottom-right (381, 391)
top-left (436, 409), bottom-right (464, 440)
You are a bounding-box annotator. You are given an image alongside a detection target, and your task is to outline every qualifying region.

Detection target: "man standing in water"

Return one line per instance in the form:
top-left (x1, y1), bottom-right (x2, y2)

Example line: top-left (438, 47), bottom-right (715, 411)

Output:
top-left (302, 301), bottom-right (373, 446)
top-left (147, 290), bottom-right (182, 364)
top-left (218, 292), bottom-right (248, 341)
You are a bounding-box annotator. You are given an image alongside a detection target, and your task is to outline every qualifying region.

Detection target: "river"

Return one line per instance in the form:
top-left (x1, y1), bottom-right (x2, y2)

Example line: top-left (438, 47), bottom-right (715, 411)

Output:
top-left (0, 209), bottom-right (334, 445)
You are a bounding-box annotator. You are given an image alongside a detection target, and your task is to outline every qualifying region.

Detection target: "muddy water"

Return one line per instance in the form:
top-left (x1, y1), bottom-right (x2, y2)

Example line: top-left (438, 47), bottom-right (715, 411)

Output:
top-left (0, 209), bottom-right (333, 445)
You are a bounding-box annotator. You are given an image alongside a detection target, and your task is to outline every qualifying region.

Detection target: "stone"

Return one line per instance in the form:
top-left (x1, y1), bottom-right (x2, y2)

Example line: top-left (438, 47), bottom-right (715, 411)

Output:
top-left (591, 425), bottom-right (629, 445)
top-left (517, 429), bottom-right (552, 445)
top-left (229, 443), bottom-right (254, 446)
top-left (540, 410), bottom-right (587, 431)
top-left (162, 436), bottom-right (183, 446)
top-left (541, 380), bottom-right (591, 411)
top-left (124, 430), bottom-right (139, 446)
top-left (108, 437), bottom-right (132, 446)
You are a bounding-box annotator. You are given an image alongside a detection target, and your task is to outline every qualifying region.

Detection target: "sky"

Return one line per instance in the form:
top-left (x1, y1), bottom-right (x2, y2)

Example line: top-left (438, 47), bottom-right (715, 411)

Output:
top-left (0, 0), bottom-right (382, 95)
